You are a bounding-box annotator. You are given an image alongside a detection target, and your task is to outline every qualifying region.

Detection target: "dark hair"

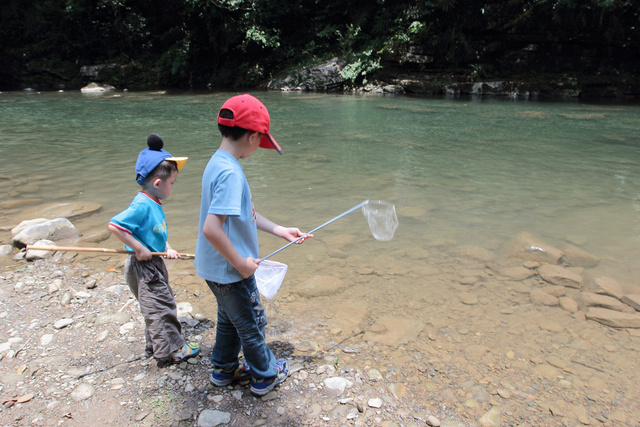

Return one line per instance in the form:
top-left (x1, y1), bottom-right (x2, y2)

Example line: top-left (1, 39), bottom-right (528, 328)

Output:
top-left (218, 108), bottom-right (251, 140)
top-left (145, 159), bottom-right (177, 184)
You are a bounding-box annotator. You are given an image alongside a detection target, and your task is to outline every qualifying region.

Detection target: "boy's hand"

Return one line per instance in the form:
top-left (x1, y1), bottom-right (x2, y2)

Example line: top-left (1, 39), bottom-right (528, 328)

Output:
top-left (282, 227), bottom-right (313, 244)
top-left (238, 257), bottom-right (259, 279)
top-left (135, 247), bottom-right (152, 261)
top-left (165, 248), bottom-right (181, 259)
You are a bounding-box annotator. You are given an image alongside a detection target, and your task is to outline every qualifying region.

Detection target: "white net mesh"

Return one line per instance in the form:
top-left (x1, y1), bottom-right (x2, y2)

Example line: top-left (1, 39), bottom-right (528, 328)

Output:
top-left (362, 200), bottom-right (399, 241)
top-left (255, 260), bottom-right (288, 299)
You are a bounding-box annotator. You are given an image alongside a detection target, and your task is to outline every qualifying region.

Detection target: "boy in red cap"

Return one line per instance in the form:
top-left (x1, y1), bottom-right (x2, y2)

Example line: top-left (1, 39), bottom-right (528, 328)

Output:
top-left (195, 94), bottom-right (311, 396)
top-left (109, 134), bottom-right (199, 366)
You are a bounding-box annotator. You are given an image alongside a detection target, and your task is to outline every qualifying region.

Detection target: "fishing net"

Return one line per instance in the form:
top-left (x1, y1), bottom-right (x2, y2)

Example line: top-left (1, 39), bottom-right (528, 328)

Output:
top-left (255, 260), bottom-right (288, 299)
top-left (362, 200), bottom-right (399, 241)
top-left (256, 200), bottom-right (398, 299)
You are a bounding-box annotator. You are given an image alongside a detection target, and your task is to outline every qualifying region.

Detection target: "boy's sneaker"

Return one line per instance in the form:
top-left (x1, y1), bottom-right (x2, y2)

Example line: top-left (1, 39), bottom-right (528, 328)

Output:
top-left (145, 344), bottom-right (154, 358)
top-left (250, 359), bottom-right (289, 397)
top-left (171, 342), bottom-right (199, 363)
top-left (209, 360), bottom-right (251, 386)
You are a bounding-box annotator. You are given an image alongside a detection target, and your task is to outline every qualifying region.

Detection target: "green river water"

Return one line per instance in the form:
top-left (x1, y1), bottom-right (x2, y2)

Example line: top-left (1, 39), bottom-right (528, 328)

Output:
top-left (1, 91), bottom-right (639, 291)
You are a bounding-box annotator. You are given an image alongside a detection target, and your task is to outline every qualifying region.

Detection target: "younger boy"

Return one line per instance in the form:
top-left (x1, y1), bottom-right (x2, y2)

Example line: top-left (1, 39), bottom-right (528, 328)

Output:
top-left (195, 94), bottom-right (310, 396)
top-left (109, 134), bottom-right (199, 365)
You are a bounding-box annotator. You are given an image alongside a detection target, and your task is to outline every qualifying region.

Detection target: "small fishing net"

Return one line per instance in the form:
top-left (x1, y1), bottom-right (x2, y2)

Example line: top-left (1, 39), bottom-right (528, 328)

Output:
top-left (362, 200), bottom-right (399, 241)
top-left (255, 260), bottom-right (288, 299)
top-left (258, 199), bottom-right (399, 287)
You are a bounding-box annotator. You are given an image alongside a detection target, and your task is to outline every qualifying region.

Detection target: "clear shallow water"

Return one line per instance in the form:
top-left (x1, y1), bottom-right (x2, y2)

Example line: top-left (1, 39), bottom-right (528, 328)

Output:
top-left (1, 90), bottom-right (640, 291)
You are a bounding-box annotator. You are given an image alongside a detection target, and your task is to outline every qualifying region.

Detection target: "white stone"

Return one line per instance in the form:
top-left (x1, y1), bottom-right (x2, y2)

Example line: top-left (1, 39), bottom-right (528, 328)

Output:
top-left (48, 280), bottom-right (61, 294)
top-left (119, 322), bottom-right (135, 335)
top-left (70, 383), bottom-right (96, 401)
top-left (74, 291), bottom-right (91, 299)
top-left (323, 377), bottom-right (350, 394)
top-left (40, 334), bottom-right (54, 346)
top-left (53, 318), bottom-right (74, 329)
top-left (368, 397), bottom-right (383, 408)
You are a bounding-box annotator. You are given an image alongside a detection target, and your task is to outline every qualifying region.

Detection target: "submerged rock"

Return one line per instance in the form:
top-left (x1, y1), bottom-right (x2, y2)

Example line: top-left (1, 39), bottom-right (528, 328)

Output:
top-left (560, 243), bottom-right (599, 268)
top-left (538, 264), bottom-right (583, 289)
top-left (591, 276), bottom-right (625, 300)
top-left (295, 275), bottom-right (344, 297)
top-left (364, 315), bottom-right (424, 345)
top-left (586, 307), bottom-right (640, 328)
top-left (580, 292), bottom-right (636, 313)
top-left (507, 232), bottom-right (563, 264)
top-left (621, 294), bottom-right (640, 311)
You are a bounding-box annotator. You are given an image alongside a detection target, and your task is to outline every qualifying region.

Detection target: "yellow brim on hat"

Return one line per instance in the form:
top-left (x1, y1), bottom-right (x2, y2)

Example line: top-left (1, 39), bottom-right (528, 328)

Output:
top-left (166, 157), bottom-right (188, 171)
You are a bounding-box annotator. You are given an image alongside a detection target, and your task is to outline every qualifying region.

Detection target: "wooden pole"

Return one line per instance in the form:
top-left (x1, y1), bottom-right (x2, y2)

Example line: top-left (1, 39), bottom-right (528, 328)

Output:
top-left (25, 245), bottom-right (195, 258)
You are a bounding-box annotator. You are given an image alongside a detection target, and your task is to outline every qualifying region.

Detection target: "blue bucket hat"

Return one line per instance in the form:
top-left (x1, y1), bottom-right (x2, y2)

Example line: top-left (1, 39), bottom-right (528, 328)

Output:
top-left (135, 134), bottom-right (187, 185)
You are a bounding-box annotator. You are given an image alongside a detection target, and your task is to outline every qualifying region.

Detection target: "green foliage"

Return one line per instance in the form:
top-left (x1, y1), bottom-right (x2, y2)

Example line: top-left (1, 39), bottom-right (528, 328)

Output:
top-left (0, 0), bottom-right (638, 90)
top-left (342, 50), bottom-right (382, 85)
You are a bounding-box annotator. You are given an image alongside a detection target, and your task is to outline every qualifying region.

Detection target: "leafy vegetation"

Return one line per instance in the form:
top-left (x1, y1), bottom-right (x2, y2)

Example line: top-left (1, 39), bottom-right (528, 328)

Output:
top-left (0, 0), bottom-right (638, 91)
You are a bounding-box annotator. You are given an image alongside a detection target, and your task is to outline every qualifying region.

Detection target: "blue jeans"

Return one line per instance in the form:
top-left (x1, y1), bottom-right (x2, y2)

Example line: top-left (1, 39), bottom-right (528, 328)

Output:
top-left (206, 276), bottom-right (278, 379)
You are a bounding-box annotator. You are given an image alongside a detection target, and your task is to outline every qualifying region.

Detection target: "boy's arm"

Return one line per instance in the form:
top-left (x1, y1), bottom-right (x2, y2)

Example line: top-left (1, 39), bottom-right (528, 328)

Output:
top-left (108, 224), bottom-right (152, 261)
top-left (202, 213), bottom-right (258, 279)
top-left (255, 212), bottom-right (312, 244)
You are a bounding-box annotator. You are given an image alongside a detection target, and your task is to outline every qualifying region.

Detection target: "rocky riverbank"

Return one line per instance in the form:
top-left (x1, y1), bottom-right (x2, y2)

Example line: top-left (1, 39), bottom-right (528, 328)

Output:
top-left (0, 255), bottom-right (470, 427)
top-left (264, 59), bottom-right (640, 101)
top-left (2, 214), bottom-right (640, 426)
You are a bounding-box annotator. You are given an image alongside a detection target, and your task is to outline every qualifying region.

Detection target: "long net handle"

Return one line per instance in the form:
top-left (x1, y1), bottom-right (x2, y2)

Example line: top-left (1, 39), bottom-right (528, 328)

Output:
top-left (26, 245), bottom-right (195, 258)
top-left (258, 200), bottom-right (369, 263)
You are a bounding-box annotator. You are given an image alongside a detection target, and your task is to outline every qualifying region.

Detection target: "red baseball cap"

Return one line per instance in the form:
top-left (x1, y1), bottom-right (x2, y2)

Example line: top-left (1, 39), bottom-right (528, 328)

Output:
top-left (217, 94), bottom-right (282, 154)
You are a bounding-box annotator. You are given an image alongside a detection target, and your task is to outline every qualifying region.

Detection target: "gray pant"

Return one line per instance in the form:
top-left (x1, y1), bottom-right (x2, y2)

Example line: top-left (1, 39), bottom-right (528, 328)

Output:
top-left (125, 255), bottom-right (185, 360)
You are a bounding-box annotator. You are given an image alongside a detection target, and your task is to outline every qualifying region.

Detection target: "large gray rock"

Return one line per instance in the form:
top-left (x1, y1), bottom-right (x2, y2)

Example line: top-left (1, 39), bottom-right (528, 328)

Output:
top-left (538, 264), bottom-right (583, 289)
top-left (507, 232), bottom-right (563, 264)
top-left (11, 218), bottom-right (49, 236)
top-left (12, 218), bottom-right (80, 248)
top-left (267, 58), bottom-right (344, 92)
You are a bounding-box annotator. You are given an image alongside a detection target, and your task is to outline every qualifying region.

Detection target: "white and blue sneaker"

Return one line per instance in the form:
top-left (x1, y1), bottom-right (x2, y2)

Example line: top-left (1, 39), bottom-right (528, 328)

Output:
top-left (210, 359), bottom-right (252, 386)
top-left (250, 359), bottom-right (289, 396)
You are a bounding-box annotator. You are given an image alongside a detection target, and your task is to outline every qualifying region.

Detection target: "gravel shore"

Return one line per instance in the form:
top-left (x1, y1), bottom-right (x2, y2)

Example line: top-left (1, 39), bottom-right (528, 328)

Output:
top-left (1, 247), bottom-right (639, 426)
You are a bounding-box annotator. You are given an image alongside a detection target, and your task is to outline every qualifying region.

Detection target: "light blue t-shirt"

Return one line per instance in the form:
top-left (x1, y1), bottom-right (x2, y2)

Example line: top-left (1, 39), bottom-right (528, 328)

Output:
top-left (109, 192), bottom-right (168, 253)
top-left (195, 150), bottom-right (259, 283)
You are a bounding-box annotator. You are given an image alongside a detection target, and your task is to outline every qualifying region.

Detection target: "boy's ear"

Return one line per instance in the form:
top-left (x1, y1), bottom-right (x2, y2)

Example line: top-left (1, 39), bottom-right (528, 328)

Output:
top-left (152, 177), bottom-right (162, 188)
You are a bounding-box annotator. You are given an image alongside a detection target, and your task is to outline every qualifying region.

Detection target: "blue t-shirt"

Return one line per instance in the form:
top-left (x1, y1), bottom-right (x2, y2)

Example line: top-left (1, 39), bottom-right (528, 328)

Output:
top-left (109, 192), bottom-right (168, 253)
top-left (195, 150), bottom-right (259, 283)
